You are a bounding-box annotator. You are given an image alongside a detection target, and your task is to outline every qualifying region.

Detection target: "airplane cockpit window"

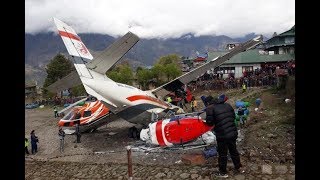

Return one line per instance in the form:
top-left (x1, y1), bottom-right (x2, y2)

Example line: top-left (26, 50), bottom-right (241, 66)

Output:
top-left (64, 111), bottom-right (74, 120)
top-left (83, 110), bottom-right (92, 117)
top-left (75, 113), bottom-right (81, 119)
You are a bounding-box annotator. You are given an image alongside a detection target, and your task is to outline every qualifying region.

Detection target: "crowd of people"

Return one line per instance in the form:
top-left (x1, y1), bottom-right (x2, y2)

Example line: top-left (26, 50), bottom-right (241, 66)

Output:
top-left (31, 96), bottom-right (87, 107)
top-left (188, 61), bottom-right (295, 92)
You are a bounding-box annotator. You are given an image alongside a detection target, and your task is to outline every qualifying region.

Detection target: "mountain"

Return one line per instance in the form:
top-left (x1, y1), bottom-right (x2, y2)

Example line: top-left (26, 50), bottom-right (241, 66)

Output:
top-left (233, 33), bottom-right (269, 43)
top-left (25, 32), bottom-right (262, 86)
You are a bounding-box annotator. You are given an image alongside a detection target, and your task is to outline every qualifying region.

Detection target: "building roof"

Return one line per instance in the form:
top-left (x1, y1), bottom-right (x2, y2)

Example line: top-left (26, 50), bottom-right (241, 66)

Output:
top-left (25, 89), bottom-right (33, 94)
top-left (25, 84), bottom-right (36, 89)
top-left (25, 82), bottom-right (37, 88)
top-left (277, 25), bottom-right (295, 37)
top-left (207, 49), bottom-right (295, 65)
top-left (264, 25), bottom-right (295, 49)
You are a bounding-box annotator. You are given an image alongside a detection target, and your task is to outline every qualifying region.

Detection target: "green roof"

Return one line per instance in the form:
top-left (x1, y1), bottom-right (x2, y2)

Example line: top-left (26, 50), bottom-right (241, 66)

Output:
top-left (277, 25), bottom-right (295, 37)
top-left (207, 49), bottom-right (295, 65)
top-left (265, 25), bottom-right (295, 48)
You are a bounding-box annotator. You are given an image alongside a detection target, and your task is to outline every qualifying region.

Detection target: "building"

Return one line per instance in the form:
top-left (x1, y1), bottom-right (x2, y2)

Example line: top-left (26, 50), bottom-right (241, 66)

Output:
top-left (25, 81), bottom-right (42, 101)
top-left (207, 49), bottom-right (294, 78)
top-left (264, 25), bottom-right (295, 55)
top-left (226, 43), bottom-right (241, 50)
top-left (181, 25), bottom-right (295, 78)
top-left (193, 52), bottom-right (208, 62)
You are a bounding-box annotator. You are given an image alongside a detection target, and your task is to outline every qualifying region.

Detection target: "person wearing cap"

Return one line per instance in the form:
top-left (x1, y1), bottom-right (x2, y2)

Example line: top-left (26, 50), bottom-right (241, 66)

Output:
top-left (218, 94), bottom-right (228, 102)
top-left (204, 95), bottom-right (244, 178)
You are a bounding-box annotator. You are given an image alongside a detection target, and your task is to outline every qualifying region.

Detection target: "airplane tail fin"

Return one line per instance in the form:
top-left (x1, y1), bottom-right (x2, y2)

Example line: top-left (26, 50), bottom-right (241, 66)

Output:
top-left (53, 18), bottom-right (93, 60)
top-left (53, 17), bottom-right (95, 79)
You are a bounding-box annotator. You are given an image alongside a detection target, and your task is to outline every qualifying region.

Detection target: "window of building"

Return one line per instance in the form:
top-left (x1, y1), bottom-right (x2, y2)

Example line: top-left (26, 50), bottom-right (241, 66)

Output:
top-left (215, 67), bottom-right (235, 74)
top-left (242, 66), bottom-right (253, 73)
top-left (285, 37), bottom-right (295, 44)
top-left (289, 47), bottom-right (295, 54)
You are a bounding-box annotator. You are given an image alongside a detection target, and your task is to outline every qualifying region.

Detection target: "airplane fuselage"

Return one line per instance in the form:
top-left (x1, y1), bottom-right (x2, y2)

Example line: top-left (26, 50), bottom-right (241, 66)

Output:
top-left (82, 75), bottom-right (182, 125)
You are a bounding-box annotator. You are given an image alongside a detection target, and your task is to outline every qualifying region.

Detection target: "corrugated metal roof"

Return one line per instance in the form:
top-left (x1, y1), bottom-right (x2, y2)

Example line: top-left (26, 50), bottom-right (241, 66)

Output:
top-left (264, 25), bottom-right (295, 48)
top-left (277, 25), bottom-right (295, 37)
top-left (207, 49), bottom-right (295, 65)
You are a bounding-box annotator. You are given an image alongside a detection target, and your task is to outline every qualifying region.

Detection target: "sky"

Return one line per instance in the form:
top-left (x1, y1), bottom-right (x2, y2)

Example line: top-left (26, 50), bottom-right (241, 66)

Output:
top-left (25, 0), bottom-right (295, 39)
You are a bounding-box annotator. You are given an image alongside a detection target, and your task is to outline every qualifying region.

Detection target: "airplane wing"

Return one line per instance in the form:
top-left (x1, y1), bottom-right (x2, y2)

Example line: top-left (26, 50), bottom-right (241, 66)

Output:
top-left (46, 32), bottom-right (139, 93)
top-left (151, 35), bottom-right (263, 98)
top-left (85, 32), bottom-right (139, 74)
top-left (58, 96), bottom-right (88, 114)
top-left (46, 70), bottom-right (82, 93)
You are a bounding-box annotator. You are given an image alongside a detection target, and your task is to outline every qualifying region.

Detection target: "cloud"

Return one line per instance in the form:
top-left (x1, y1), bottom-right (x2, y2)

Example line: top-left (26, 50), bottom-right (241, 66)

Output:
top-left (25, 0), bottom-right (295, 39)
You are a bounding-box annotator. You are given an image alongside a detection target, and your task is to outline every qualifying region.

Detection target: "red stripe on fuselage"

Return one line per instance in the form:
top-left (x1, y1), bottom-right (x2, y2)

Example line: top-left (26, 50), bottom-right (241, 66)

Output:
top-left (59, 31), bottom-right (81, 41)
top-left (156, 120), bottom-right (165, 146)
top-left (126, 95), bottom-right (169, 108)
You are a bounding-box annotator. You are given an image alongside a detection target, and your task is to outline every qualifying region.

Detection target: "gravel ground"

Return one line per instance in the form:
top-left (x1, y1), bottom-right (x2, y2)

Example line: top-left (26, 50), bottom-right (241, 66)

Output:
top-left (25, 87), bottom-right (295, 179)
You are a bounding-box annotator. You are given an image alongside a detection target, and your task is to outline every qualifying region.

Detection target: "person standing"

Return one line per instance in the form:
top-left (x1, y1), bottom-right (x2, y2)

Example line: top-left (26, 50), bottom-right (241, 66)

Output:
top-left (54, 106), bottom-right (58, 118)
top-left (255, 98), bottom-right (262, 109)
top-left (30, 130), bottom-right (39, 154)
top-left (166, 96), bottom-right (172, 103)
top-left (58, 128), bottom-right (66, 153)
top-left (190, 96), bottom-right (198, 112)
top-left (75, 121), bottom-right (81, 143)
top-left (242, 83), bottom-right (246, 93)
top-left (25, 138), bottom-right (30, 155)
top-left (204, 95), bottom-right (244, 178)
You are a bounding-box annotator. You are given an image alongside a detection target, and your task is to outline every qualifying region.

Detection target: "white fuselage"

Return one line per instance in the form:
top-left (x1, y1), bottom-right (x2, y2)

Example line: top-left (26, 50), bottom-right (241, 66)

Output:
top-left (79, 69), bottom-right (182, 125)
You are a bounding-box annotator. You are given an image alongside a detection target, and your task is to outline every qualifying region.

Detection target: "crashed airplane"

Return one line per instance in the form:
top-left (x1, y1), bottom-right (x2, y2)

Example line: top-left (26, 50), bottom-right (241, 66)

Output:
top-left (50, 18), bottom-right (262, 144)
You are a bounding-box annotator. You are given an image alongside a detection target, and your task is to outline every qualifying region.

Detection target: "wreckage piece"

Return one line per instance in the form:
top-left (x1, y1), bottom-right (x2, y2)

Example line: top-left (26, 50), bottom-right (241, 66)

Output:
top-left (140, 116), bottom-right (214, 147)
top-left (58, 100), bottom-right (116, 133)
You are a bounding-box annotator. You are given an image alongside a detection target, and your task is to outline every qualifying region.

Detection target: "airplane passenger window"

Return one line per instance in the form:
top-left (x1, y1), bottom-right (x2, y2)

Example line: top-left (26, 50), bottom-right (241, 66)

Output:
top-left (83, 110), bottom-right (92, 117)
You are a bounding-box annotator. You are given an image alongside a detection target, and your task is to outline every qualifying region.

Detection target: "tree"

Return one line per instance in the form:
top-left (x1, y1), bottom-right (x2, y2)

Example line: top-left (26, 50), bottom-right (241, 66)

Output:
top-left (106, 63), bottom-right (134, 85)
top-left (71, 84), bottom-right (86, 97)
top-left (150, 64), bottom-right (165, 86)
top-left (43, 54), bottom-right (74, 98)
top-left (152, 54), bottom-right (182, 85)
top-left (136, 68), bottom-right (153, 90)
top-left (157, 54), bottom-right (181, 66)
top-left (164, 63), bottom-right (182, 81)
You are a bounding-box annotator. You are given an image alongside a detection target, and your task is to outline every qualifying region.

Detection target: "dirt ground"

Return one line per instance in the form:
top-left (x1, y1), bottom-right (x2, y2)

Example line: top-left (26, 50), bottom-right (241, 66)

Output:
top-left (25, 86), bottom-right (295, 178)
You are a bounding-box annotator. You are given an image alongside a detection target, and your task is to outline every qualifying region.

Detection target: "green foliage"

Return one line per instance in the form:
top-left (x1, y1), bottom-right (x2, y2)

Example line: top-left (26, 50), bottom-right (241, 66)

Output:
top-left (43, 54), bottom-right (74, 98)
top-left (150, 64), bottom-right (165, 85)
top-left (136, 66), bottom-right (144, 73)
top-left (152, 54), bottom-right (182, 85)
top-left (136, 68), bottom-right (153, 90)
top-left (164, 63), bottom-right (182, 81)
top-left (157, 54), bottom-right (181, 66)
top-left (71, 84), bottom-right (86, 97)
top-left (106, 63), bottom-right (134, 85)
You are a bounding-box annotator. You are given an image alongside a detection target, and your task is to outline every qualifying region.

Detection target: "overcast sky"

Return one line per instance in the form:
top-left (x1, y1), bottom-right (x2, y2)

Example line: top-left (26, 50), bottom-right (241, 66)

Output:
top-left (25, 0), bottom-right (294, 39)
